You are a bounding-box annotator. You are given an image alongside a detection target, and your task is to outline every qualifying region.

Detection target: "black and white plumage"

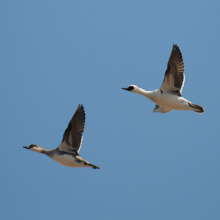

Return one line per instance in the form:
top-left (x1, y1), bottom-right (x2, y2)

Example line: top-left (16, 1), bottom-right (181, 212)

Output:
top-left (23, 105), bottom-right (100, 169)
top-left (122, 44), bottom-right (205, 114)
top-left (160, 45), bottom-right (185, 96)
top-left (59, 104), bottom-right (85, 154)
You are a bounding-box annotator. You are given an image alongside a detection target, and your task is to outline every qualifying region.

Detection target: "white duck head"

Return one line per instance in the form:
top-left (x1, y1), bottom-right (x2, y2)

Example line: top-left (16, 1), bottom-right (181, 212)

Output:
top-left (122, 85), bottom-right (143, 94)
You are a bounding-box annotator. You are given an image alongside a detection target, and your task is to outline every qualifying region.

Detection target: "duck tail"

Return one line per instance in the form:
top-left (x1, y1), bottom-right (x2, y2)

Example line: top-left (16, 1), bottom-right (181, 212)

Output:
top-left (188, 103), bottom-right (205, 113)
top-left (89, 163), bottom-right (100, 169)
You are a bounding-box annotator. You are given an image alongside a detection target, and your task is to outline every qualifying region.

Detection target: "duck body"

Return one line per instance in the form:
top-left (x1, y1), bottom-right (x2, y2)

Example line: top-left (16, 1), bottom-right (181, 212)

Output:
top-left (156, 93), bottom-right (190, 111)
top-left (50, 150), bottom-right (83, 168)
top-left (139, 88), bottom-right (191, 111)
top-left (39, 148), bottom-right (98, 168)
top-left (52, 154), bottom-right (91, 168)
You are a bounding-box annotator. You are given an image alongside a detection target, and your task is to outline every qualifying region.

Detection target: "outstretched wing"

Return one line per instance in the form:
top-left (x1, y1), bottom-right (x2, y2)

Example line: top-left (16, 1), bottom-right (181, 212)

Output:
top-left (58, 104), bottom-right (85, 154)
top-left (160, 44), bottom-right (185, 96)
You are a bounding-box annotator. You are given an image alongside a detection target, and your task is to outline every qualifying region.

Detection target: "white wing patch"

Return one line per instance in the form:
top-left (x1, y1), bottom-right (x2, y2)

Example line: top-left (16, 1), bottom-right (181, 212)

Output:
top-left (179, 73), bottom-right (185, 94)
top-left (77, 136), bottom-right (83, 153)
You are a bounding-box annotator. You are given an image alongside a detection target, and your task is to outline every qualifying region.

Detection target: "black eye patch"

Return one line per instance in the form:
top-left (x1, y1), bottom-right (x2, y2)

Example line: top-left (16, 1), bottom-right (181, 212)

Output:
top-left (128, 86), bottom-right (134, 91)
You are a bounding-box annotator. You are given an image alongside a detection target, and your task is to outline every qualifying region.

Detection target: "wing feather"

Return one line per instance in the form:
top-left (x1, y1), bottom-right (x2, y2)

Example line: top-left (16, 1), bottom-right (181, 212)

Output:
top-left (160, 44), bottom-right (185, 96)
top-left (58, 104), bottom-right (85, 153)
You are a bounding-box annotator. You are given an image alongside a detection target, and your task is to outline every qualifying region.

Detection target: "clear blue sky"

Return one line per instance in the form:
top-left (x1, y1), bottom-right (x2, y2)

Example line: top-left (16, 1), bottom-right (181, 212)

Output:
top-left (1, 1), bottom-right (220, 219)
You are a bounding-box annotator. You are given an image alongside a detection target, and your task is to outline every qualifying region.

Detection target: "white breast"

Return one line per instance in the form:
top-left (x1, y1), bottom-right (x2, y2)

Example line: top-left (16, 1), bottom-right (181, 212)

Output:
top-left (52, 154), bottom-right (84, 168)
top-left (154, 92), bottom-right (190, 110)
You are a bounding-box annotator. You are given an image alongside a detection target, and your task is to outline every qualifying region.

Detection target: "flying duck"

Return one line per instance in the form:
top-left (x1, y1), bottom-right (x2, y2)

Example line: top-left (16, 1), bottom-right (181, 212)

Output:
top-left (23, 104), bottom-right (100, 169)
top-left (122, 44), bottom-right (204, 113)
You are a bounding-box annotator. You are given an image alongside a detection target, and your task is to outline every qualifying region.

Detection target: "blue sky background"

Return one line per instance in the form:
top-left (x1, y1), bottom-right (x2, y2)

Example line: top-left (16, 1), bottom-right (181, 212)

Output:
top-left (1, 1), bottom-right (220, 219)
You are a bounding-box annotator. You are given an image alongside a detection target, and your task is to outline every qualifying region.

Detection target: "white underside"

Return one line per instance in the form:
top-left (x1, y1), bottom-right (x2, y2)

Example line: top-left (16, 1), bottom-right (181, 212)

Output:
top-left (51, 154), bottom-right (90, 168)
top-left (143, 89), bottom-right (192, 111)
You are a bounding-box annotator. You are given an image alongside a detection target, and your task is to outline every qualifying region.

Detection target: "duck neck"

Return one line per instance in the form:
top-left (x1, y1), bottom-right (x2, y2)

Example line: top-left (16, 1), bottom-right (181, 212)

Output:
top-left (134, 88), bottom-right (155, 100)
top-left (41, 148), bottom-right (56, 157)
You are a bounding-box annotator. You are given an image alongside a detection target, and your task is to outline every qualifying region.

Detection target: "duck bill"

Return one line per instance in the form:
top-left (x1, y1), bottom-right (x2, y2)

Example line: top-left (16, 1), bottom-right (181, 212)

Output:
top-left (122, 87), bottom-right (129, 90)
top-left (23, 146), bottom-right (30, 149)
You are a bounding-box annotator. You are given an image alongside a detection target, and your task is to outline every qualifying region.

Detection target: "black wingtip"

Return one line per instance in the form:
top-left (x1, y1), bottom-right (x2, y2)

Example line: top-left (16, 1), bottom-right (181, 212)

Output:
top-left (172, 44), bottom-right (182, 55)
top-left (78, 104), bottom-right (84, 111)
top-left (77, 104), bottom-right (86, 119)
